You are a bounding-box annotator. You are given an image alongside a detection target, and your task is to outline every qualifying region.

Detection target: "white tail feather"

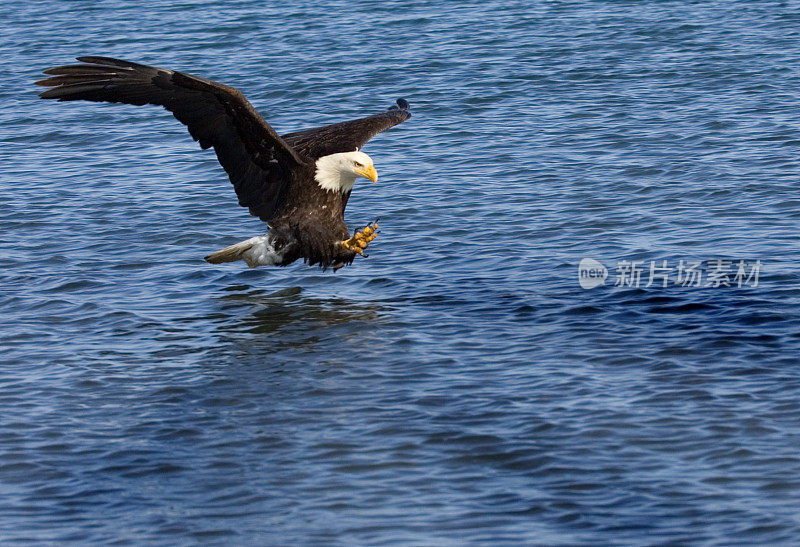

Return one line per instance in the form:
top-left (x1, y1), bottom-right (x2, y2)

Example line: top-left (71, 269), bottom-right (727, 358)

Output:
top-left (205, 238), bottom-right (257, 264)
top-left (205, 235), bottom-right (283, 267)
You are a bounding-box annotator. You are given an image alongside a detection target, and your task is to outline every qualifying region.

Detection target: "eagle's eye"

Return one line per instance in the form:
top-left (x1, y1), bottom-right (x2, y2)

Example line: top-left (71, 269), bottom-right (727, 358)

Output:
top-left (354, 161), bottom-right (364, 168)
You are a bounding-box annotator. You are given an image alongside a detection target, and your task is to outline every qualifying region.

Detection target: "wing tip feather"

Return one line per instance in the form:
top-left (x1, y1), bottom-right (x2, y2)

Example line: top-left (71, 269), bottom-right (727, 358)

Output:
top-left (390, 98), bottom-right (411, 118)
top-left (75, 56), bottom-right (141, 68)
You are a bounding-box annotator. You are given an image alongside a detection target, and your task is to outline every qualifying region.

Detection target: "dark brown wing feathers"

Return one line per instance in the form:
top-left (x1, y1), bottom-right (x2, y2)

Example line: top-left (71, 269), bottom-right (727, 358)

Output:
top-left (282, 99), bottom-right (410, 159)
top-left (36, 57), bottom-right (410, 224)
top-left (37, 56), bottom-right (301, 221)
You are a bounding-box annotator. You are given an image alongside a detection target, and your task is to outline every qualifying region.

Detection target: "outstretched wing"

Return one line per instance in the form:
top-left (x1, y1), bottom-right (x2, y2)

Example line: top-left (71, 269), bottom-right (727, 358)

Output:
top-left (36, 56), bottom-right (305, 222)
top-left (281, 99), bottom-right (411, 159)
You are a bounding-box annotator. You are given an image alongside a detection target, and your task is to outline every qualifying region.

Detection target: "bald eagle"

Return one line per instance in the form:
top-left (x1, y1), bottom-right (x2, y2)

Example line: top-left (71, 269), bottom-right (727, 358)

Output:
top-left (35, 57), bottom-right (411, 270)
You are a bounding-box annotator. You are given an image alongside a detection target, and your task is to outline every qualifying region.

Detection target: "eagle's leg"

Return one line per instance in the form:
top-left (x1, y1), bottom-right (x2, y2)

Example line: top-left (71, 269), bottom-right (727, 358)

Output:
top-left (339, 221), bottom-right (379, 257)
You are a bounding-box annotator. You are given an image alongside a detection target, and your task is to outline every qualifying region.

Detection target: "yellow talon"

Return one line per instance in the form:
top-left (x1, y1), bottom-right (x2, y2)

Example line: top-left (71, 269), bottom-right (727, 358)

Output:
top-left (339, 239), bottom-right (364, 254)
top-left (339, 221), bottom-right (379, 257)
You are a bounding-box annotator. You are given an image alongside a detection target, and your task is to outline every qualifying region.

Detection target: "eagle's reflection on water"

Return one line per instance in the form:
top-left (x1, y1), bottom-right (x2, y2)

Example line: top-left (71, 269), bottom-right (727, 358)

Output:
top-left (210, 285), bottom-right (389, 357)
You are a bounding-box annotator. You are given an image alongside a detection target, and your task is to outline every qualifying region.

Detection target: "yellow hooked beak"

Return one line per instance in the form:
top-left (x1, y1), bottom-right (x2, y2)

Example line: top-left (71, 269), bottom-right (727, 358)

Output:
top-left (355, 164), bottom-right (379, 182)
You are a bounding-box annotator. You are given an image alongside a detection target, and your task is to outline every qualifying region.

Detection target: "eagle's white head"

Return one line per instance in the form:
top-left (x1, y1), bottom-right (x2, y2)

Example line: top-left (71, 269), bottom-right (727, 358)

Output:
top-left (314, 151), bottom-right (378, 193)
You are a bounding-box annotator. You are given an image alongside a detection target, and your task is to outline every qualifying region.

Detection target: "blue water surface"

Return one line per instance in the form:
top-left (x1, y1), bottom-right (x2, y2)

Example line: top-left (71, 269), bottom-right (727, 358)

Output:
top-left (2, 0), bottom-right (800, 544)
